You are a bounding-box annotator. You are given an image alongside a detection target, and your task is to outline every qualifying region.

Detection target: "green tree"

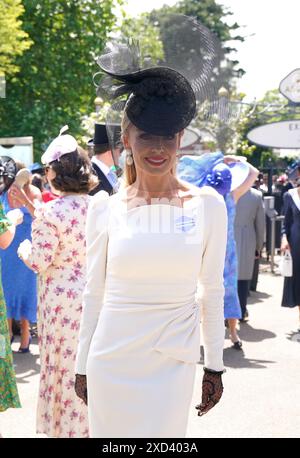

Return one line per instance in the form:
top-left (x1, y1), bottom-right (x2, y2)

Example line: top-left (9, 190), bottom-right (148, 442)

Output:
top-left (116, 0), bottom-right (245, 92)
top-left (0, 0), bottom-right (32, 77)
top-left (150, 0), bottom-right (246, 83)
top-left (235, 90), bottom-right (300, 169)
top-left (81, 96), bottom-right (112, 145)
top-left (194, 92), bottom-right (253, 154)
top-left (121, 13), bottom-right (164, 64)
top-left (0, 0), bottom-right (122, 159)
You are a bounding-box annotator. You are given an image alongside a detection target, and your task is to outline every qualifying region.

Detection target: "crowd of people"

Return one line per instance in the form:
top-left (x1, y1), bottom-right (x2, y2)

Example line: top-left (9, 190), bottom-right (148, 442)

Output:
top-left (1, 14), bottom-right (300, 439)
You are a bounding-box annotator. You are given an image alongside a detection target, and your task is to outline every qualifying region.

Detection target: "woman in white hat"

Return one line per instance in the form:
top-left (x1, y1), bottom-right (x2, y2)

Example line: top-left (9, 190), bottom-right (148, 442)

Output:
top-left (18, 129), bottom-right (97, 437)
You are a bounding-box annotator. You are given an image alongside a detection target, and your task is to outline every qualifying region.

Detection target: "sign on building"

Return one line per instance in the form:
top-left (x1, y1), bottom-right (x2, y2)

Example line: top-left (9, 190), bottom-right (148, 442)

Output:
top-left (279, 69), bottom-right (300, 103)
top-left (247, 120), bottom-right (300, 149)
top-left (0, 137), bottom-right (33, 166)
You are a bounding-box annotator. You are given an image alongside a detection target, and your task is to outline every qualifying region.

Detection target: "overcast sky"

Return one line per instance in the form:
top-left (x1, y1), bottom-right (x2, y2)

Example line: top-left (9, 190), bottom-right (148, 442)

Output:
top-left (124, 0), bottom-right (300, 100)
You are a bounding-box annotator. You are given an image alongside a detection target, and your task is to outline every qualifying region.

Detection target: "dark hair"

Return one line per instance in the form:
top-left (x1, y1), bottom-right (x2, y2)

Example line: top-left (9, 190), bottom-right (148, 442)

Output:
top-left (31, 173), bottom-right (43, 192)
top-left (93, 144), bottom-right (110, 155)
top-left (49, 148), bottom-right (98, 193)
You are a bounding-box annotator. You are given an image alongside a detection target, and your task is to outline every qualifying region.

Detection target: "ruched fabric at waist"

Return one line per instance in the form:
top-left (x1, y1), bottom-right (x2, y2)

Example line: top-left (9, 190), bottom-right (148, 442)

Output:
top-left (99, 279), bottom-right (201, 364)
top-left (104, 278), bottom-right (198, 311)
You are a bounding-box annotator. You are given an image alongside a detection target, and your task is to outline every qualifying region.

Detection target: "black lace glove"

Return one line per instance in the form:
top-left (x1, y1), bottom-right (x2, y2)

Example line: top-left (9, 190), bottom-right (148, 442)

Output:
top-left (195, 368), bottom-right (224, 416)
top-left (75, 374), bottom-right (88, 405)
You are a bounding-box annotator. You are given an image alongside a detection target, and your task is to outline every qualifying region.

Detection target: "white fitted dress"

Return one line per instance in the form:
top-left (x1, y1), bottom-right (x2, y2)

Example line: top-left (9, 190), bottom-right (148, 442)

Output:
top-left (76, 188), bottom-right (227, 438)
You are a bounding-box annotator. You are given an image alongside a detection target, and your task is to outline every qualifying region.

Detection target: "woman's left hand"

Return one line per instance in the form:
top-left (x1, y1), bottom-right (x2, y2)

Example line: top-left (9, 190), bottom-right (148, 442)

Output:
top-left (17, 239), bottom-right (33, 269)
top-left (223, 155), bottom-right (247, 165)
top-left (6, 209), bottom-right (23, 226)
top-left (195, 371), bottom-right (223, 416)
top-left (8, 184), bottom-right (29, 207)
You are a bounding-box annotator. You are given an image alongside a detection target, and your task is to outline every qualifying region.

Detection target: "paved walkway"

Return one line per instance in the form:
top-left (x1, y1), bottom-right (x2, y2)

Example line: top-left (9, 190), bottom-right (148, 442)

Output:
top-left (1, 269), bottom-right (299, 438)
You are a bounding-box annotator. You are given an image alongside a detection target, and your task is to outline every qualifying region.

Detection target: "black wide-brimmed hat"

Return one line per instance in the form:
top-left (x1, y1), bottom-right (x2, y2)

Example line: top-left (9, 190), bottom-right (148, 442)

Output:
top-left (110, 67), bottom-right (197, 136)
top-left (95, 14), bottom-right (226, 138)
top-left (97, 60), bottom-right (196, 136)
top-left (0, 155), bottom-right (17, 195)
top-left (93, 13), bottom-right (241, 169)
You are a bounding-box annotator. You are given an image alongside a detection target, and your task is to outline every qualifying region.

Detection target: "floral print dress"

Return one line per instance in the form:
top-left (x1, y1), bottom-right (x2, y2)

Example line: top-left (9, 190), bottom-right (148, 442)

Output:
top-left (19, 195), bottom-right (89, 437)
top-left (0, 203), bottom-right (21, 412)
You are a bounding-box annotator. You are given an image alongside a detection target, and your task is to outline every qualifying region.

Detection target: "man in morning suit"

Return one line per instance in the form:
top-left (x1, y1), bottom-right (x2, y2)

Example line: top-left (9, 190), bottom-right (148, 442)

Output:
top-left (87, 123), bottom-right (121, 196)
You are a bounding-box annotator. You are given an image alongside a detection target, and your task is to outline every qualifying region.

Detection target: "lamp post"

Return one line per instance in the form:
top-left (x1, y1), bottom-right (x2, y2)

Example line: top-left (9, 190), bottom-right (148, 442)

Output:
top-left (216, 87), bottom-right (230, 153)
top-left (218, 86), bottom-right (229, 98)
top-left (0, 72), bottom-right (5, 98)
top-left (267, 157), bottom-right (274, 195)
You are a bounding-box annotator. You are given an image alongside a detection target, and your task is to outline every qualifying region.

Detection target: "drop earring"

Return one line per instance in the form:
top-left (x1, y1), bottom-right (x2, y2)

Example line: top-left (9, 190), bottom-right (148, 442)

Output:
top-left (126, 149), bottom-right (134, 166)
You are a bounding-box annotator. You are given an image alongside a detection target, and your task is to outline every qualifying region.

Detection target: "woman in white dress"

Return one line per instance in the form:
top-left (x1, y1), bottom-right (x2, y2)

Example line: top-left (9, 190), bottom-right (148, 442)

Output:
top-left (75, 20), bottom-right (227, 438)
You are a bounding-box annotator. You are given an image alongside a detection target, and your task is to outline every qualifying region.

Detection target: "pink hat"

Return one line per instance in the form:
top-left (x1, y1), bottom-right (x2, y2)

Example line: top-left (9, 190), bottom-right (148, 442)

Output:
top-left (41, 126), bottom-right (78, 165)
top-left (277, 173), bottom-right (288, 184)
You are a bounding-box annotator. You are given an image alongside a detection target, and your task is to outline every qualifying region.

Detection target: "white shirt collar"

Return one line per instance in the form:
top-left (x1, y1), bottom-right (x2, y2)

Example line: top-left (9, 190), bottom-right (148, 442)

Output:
top-left (288, 188), bottom-right (300, 210)
top-left (92, 156), bottom-right (119, 191)
top-left (288, 188), bottom-right (300, 211)
top-left (92, 156), bottom-right (111, 176)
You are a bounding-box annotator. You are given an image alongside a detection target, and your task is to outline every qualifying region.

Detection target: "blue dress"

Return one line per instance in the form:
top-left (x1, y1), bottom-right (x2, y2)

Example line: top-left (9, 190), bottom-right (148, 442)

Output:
top-left (178, 153), bottom-right (242, 319)
top-left (0, 193), bottom-right (37, 322)
top-left (223, 194), bottom-right (242, 319)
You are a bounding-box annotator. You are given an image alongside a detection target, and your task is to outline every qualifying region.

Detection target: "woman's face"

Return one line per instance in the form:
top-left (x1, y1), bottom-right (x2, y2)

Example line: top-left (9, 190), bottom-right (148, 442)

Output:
top-left (44, 166), bottom-right (57, 192)
top-left (124, 124), bottom-right (183, 176)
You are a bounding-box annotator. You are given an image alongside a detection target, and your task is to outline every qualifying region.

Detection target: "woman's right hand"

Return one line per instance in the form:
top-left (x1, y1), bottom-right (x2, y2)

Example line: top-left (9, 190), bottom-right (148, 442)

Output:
top-left (8, 184), bottom-right (28, 208)
top-left (223, 155), bottom-right (247, 165)
top-left (6, 209), bottom-right (24, 226)
top-left (195, 371), bottom-right (223, 416)
top-left (281, 237), bottom-right (290, 253)
top-left (75, 374), bottom-right (88, 405)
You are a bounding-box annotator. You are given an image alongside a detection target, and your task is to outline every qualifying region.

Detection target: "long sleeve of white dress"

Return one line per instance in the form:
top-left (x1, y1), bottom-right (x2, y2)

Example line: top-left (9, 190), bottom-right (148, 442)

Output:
top-left (75, 191), bottom-right (109, 375)
top-left (198, 188), bottom-right (227, 372)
